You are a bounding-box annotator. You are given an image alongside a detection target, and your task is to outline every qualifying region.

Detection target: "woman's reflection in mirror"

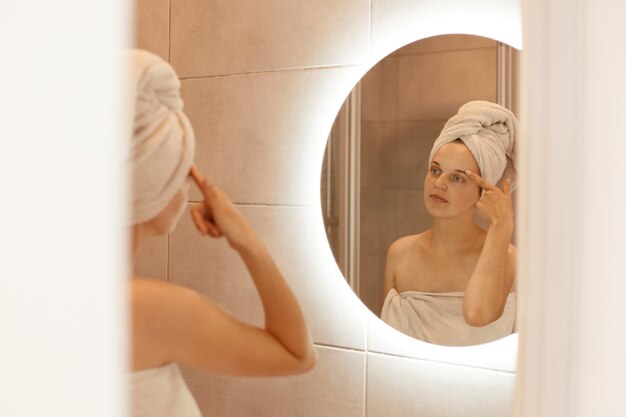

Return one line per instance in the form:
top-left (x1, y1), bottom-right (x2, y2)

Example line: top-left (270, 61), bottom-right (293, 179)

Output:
top-left (381, 100), bottom-right (518, 346)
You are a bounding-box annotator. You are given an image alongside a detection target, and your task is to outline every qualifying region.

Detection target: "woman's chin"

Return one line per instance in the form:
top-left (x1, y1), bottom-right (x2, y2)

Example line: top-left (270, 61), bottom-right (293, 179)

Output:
top-left (424, 200), bottom-right (447, 216)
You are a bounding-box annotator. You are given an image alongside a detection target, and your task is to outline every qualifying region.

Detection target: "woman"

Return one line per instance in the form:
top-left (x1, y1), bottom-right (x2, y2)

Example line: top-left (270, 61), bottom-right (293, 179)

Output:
top-left (128, 50), bottom-right (316, 416)
top-left (381, 100), bottom-right (518, 346)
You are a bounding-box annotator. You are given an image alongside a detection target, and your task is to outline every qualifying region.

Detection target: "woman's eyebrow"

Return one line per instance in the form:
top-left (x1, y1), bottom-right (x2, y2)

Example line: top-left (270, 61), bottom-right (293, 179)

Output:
top-left (432, 161), bottom-right (469, 175)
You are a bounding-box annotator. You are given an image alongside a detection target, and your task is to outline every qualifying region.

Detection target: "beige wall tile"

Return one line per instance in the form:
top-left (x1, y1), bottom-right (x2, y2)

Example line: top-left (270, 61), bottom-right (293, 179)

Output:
top-left (397, 48), bottom-right (497, 121)
top-left (361, 188), bottom-right (400, 254)
top-left (380, 191), bottom-right (403, 252)
top-left (360, 188), bottom-right (393, 255)
top-left (134, 0), bottom-right (169, 60)
top-left (170, 0), bottom-right (370, 78)
top-left (378, 121), bottom-right (399, 188)
top-left (180, 66), bottom-right (364, 206)
top-left (394, 120), bottom-right (445, 190)
top-left (395, 34), bottom-right (497, 56)
top-left (400, 197), bottom-right (427, 241)
top-left (169, 211), bottom-right (263, 325)
top-left (361, 121), bottom-right (401, 193)
top-left (361, 65), bottom-right (383, 122)
top-left (360, 121), bottom-right (383, 190)
top-left (380, 56), bottom-right (399, 122)
top-left (512, 48), bottom-right (520, 116)
top-left (134, 234), bottom-right (167, 281)
top-left (182, 345), bottom-right (365, 417)
top-left (395, 188), bottom-right (429, 237)
top-left (359, 252), bottom-right (386, 314)
top-left (366, 353), bottom-right (515, 417)
top-left (169, 204), bottom-right (368, 350)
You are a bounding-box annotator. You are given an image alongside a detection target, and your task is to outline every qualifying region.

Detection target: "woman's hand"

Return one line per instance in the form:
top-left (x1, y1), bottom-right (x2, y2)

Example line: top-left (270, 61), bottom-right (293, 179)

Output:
top-left (463, 170), bottom-right (516, 326)
top-left (189, 165), bottom-right (257, 252)
top-left (465, 170), bottom-right (514, 231)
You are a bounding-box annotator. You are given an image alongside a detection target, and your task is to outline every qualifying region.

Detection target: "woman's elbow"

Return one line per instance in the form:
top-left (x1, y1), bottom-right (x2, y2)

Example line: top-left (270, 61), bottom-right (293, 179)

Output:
top-left (297, 346), bottom-right (317, 373)
top-left (280, 346), bottom-right (317, 375)
top-left (463, 305), bottom-right (503, 327)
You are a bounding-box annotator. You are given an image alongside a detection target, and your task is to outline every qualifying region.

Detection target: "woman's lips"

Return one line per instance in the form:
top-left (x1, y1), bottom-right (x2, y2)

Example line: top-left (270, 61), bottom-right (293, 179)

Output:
top-left (430, 194), bottom-right (449, 203)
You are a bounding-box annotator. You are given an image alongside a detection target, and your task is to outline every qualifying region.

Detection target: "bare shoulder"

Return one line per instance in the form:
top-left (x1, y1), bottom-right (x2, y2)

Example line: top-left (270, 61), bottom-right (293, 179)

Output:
top-left (130, 278), bottom-right (209, 370)
top-left (131, 278), bottom-right (201, 316)
top-left (131, 278), bottom-right (213, 336)
top-left (383, 234), bottom-right (420, 295)
top-left (385, 233), bottom-right (428, 276)
top-left (388, 233), bottom-right (425, 259)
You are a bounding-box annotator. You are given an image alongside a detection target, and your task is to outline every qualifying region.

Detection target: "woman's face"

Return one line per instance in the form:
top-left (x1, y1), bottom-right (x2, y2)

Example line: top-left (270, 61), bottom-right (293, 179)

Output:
top-left (424, 142), bottom-right (481, 219)
top-left (147, 179), bottom-right (190, 235)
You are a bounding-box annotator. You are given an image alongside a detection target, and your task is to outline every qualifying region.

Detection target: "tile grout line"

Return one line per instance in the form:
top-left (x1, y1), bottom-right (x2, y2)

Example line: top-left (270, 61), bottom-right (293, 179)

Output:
top-left (363, 315), bottom-right (369, 417)
top-left (366, 349), bottom-right (517, 374)
top-left (167, 0), bottom-right (171, 62)
top-left (187, 200), bottom-right (318, 209)
top-left (369, 0), bottom-right (373, 58)
top-left (179, 63), bottom-right (364, 81)
top-left (363, 352), bottom-right (368, 417)
top-left (313, 342), bottom-right (365, 353)
top-left (394, 46), bottom-right (399, 125)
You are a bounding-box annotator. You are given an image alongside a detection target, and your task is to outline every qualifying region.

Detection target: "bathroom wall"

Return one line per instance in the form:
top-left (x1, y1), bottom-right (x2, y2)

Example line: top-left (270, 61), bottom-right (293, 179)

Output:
top-left (134, 1), bottom-right (518, 416)
top-left (359, 35), bottom-right (498, 314)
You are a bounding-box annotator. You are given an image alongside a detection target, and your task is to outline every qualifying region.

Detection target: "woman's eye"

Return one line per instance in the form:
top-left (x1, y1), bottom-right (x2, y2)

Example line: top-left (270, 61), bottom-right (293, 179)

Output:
top-left (430, 167), bottom-right (440, 175)
top-left (454, 175), bottom-right (464, 183)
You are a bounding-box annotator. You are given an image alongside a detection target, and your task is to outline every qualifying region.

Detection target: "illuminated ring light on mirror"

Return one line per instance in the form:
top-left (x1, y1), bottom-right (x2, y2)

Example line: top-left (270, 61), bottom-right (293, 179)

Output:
top-left (310, 3), bottom-right (522, 372)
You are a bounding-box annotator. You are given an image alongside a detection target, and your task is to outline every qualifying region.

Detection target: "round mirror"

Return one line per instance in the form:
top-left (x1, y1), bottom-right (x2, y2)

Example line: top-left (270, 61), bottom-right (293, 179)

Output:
top-left (321, 34), bottom-right (519, 347)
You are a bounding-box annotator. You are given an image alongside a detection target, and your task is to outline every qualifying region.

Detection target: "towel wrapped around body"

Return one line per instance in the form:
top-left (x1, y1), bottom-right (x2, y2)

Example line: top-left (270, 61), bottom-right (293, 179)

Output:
top-left (381, 288), bottom-right (516, 346)
top-left (429, 100), bottom-right (519, 191)
top-left (130, 363), bottom-right (201, 417)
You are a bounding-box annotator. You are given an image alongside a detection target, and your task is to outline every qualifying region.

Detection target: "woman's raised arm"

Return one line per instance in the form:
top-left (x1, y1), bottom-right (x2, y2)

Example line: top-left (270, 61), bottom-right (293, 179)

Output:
top-left (462, 171), bottom-right (516, 327)
top-left (133, 166), bottom-right (316, 376)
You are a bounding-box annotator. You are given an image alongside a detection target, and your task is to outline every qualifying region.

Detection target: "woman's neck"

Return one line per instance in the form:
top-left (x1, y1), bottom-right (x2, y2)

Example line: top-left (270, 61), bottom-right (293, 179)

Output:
top-left (130, 224), bottom-right (151, 266)
top-left (429, 213), bottom-right (484, 254)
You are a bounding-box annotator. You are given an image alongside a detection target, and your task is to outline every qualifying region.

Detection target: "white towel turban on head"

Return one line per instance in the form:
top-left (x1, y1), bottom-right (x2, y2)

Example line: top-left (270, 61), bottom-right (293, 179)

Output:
top-left (428, 100), bottom-right (519, 192)
top-left (128, 49), bottom-right (195, 225)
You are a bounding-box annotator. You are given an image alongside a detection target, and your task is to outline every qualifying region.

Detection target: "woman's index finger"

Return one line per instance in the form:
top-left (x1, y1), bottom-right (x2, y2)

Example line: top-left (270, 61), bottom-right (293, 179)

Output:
top-left (189, 165), bottom-right (204, 187)
top-left (465, 170), bottom-right (498, 191)
top-left (189, 165), bottom-right (213, 195)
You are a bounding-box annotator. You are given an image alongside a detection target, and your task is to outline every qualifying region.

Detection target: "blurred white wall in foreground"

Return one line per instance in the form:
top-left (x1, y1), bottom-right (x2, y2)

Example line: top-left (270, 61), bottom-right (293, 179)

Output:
top-left (0, 1), bottom-right (129, 416)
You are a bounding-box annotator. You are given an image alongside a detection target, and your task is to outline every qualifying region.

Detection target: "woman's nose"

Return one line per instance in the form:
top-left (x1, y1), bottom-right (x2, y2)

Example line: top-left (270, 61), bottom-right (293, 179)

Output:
top-left (434, 174), bottom-right (448, 190)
